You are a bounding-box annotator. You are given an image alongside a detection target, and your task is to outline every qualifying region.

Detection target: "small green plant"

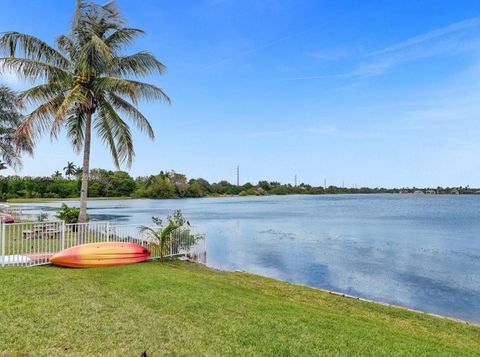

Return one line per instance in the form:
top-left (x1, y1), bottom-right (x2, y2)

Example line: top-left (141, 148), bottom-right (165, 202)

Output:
top-left (37, 212), bottom-right (48, 222)
top-left (141, 210), bottom-right (199, 259)
top-left (55, 204), bottom-right (84, 224)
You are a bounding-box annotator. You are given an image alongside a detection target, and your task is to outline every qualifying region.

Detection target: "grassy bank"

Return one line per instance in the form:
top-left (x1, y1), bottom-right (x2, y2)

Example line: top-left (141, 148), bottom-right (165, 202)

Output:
top-left (0, 261), bottom-right (479, 356)
top-left (6, 196), bottom-right (132, 203)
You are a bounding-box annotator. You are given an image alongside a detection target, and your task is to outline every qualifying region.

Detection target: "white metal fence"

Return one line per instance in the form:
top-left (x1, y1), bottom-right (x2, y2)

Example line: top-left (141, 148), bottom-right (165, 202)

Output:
top-left (0, 221), bottom-right (206, 268)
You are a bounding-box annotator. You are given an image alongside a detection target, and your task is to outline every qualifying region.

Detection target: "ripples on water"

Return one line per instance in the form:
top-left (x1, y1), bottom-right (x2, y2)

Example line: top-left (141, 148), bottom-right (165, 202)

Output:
top-left (13, 194), bottom-right (480, 322)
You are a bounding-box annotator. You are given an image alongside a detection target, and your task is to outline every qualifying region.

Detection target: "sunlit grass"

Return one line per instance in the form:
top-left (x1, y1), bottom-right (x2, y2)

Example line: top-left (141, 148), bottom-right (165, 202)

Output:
top-left (0, 261), bottom-right (479, 356)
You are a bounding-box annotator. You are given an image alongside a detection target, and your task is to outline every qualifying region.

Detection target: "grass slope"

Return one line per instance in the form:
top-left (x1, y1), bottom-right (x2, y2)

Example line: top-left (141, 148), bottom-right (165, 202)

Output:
top-left (0, 261), bottom-right (479, 356)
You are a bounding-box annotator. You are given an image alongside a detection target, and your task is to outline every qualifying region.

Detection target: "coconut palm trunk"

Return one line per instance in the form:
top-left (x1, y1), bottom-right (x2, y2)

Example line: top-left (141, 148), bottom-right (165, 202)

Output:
top-left (78, 111), bottom-right (91, 223)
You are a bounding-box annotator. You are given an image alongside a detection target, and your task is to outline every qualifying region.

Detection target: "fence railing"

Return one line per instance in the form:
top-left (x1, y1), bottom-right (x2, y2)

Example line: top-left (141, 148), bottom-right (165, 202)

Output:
top-left (0, 221), bottom-right (206, 268)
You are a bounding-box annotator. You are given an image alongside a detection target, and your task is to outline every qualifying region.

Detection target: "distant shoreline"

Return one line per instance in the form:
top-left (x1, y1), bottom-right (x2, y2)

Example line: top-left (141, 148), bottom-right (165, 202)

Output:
top-left (7, 196), bottom-right (133, 203)
top-left (6, 191), bottom-right (479, 204)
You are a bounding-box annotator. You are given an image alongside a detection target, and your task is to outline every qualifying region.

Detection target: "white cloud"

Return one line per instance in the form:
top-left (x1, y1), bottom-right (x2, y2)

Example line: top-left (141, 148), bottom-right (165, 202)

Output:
top-left (369, 17), bottom-right (480, 56)
top-left (348, 17), bottom-right (480, 79)
top-left (286, 16), bottom-right (480, 82)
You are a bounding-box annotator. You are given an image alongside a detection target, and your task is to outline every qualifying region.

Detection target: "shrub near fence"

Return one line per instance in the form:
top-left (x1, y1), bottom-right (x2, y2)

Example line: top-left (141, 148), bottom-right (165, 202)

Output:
top-left (0, 221), bottom-right (206, 267)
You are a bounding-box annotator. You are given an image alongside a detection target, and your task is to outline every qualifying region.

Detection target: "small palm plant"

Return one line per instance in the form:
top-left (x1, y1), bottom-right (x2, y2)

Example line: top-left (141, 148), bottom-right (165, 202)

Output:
top-left (141, 210), bottom-right (197, 260)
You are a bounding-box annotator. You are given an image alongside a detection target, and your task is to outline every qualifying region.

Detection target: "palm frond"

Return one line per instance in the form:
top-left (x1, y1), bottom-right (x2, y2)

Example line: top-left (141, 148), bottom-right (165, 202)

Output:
top-left (0, 57), bottom-right (71, 83)
top-left (0, 32), bottom-right (69, 69)
top-left (64, 109), bottom-right (85, 153)
top-left (19, 81), bottom-right (69, 106)
top-left (96, 99), bottom-right (134, 167)
top-left (0, 84), bottom-right (22, 118)
top-left (104, 28), bottom-right (144, 51)
top-left (96, 108), bottom-right (120, 167)
top-left (95, 77), bottom-right (170, 104)
top-left (81, 33), bottom-right (113, 70)
top-left (74, 1), bottom-right (123, 45)
top-left (0, 140), bottom-right (19, 168)
top-left (55, 35), bottom-right (77, 60)
top-left (107, 93), bottom-right (154, 139)
top-left (51, 84), bottom-right (87, 138)
top-left (139, 226), bottom-right (160, 239)
top-left (108, 51), bottom-right (166, 77)
top-left (15, 94), bottom-right (65, 144)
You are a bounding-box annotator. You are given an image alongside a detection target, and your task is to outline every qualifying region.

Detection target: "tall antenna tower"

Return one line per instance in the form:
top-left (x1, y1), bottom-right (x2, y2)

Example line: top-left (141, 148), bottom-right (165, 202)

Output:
top-left (294, 174), bottom-right (297, 187)
top-left (324, 177), bottom-right (327, 189)
top-left (236, 165), bottom-right (240, 186)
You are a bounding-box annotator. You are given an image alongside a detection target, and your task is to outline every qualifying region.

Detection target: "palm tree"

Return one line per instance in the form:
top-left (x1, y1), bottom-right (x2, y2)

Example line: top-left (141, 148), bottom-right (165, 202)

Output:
top-left (74, 166), bottom-right (83, 179)
top-left (0, 1), bottom-right (169, 222)
top-left (0, 85), bottom-right (32, 168)
top-left (52, 170), bottom-right (62, 180)
top-left (63, 161), bottom-right (76, 179)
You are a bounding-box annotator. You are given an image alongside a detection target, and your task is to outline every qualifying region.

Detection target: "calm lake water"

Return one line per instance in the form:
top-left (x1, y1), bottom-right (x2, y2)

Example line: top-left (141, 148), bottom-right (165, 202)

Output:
top-left (13, 194), bottom-right (480, 322)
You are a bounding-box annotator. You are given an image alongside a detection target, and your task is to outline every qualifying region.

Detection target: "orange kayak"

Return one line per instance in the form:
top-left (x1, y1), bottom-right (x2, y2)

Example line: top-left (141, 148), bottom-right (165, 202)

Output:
top-left (0, 213), bottom-right (14, 223)
top-left (50, 242), bottom-right (151, 268)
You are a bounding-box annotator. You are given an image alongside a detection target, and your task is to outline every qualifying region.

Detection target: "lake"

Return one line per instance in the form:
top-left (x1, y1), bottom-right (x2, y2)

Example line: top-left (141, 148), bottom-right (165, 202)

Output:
top-left (12, 194), bottom-right (480, 323)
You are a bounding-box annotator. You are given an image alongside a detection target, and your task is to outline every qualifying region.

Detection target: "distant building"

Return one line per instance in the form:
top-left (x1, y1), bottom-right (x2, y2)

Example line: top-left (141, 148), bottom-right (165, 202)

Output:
top-left (425, 189), bottom-right (436, 194)
top-left (451, 188), bottom-right (460, 195)
top-left (413, 190), bottom-right (424, 194)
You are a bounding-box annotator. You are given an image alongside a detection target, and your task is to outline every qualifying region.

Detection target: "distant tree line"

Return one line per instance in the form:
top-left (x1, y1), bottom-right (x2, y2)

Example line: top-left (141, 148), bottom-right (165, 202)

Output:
top-left (0, 166), bottom-right (478, 201)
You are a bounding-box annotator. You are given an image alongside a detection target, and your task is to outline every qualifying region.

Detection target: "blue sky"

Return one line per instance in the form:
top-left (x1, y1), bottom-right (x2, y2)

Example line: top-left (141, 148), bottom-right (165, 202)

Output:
top-left (1, 0), bottom-right (480, 187)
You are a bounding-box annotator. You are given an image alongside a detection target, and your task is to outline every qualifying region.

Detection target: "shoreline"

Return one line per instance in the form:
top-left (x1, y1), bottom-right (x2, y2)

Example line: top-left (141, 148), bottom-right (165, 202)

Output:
top-left (6, 196), bottom-right (133, 203)
top-left (2, 261), bottom-right (478, 355)
top-left (6, 192), bottom-right (478, 204)
top-left (220, 266), bottom-right (480, 327)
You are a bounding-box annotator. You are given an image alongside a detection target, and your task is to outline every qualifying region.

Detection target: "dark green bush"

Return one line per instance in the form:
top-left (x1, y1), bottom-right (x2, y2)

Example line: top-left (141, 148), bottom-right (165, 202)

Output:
top-left (55, 204), bottom-right (83, 223)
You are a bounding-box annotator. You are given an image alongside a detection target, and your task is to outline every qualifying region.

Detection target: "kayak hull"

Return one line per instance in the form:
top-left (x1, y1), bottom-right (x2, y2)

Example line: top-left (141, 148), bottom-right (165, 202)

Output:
top-left (0, 213), bottom-right (14, 223)
top-left (50, 242), bottom-right (151, 268)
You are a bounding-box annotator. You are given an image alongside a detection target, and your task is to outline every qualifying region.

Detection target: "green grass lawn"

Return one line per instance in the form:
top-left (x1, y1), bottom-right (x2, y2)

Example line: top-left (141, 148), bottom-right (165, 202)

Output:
top-left (0, 261), bottom-right (479, 356)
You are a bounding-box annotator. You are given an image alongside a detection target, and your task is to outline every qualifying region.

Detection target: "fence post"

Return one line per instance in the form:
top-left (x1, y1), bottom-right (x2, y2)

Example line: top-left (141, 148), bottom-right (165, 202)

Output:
top-left (1, 221), bottom-right (5, 268)
top-left (106, 222), bottom-right (110, 242)
top-left (61, 221), bottom-right (65, 251)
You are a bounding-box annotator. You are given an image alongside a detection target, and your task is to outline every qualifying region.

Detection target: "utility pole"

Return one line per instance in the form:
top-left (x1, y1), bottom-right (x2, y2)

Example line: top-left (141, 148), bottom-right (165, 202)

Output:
top-left (236, 165), bottom-right (240, 186)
